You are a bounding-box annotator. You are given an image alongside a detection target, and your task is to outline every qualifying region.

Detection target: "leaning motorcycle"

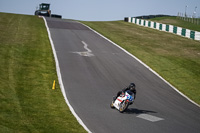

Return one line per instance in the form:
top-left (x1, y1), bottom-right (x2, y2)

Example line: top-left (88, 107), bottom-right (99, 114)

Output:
top-left (110, 90), bottom-right (134, 113)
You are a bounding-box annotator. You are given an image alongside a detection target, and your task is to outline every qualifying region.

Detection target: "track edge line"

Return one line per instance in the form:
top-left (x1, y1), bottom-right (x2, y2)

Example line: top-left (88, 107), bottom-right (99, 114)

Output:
top-left (43, 17), bottom-right (92, 133)
top-left (80, 21), bottom-right (200, 108)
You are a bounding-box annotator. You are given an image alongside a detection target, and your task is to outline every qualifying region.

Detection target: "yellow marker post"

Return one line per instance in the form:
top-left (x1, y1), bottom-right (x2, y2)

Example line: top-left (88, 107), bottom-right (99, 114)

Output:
top-left (52, 80), bottom-right (55, 90)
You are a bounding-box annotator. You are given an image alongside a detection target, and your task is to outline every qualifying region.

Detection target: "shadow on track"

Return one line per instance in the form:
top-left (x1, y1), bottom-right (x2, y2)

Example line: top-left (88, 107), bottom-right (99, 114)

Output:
top-left (124, 108), bottom-right (157, 114)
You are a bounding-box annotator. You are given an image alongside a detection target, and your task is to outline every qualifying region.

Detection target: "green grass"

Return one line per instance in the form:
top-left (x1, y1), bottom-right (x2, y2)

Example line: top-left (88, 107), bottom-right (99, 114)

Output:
top-left (81, 20), bottom-right (200, 105)
top-left (0, 12), bottom-right (86, 133)
top-left (150, 16), bottom-right (200, 32)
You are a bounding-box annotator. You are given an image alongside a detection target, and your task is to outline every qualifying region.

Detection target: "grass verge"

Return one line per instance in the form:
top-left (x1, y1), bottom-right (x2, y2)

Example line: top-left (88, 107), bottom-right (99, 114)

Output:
top-left (0, 12), bottom-right (86, 133)
top-left (81, 20), bottom-right (200, 105)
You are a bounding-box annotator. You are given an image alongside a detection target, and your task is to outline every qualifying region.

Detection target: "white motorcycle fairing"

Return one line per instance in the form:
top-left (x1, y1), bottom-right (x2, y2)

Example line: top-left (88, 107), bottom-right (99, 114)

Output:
top-left (113, 92), bottom-right (134, 111)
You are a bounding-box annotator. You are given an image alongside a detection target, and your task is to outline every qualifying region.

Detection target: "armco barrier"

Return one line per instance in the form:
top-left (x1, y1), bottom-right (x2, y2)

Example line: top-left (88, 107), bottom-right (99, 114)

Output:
top-left (125, 17), bottom-right (200, 41)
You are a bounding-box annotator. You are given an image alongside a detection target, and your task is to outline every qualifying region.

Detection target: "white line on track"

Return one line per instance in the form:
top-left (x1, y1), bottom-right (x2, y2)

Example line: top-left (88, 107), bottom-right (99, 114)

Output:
top-left (43, 17), bottom-right (199, 133)
top-left (73, 41), bottom-right (94, 57)
top-left (43, 17), bottom-right (92, 133)
top-left (137, 114), bottom-right (164, 122)
top-left (80, 22), bottom-right (200, 108)
top-left (82, 41), bottom-right (92, 53)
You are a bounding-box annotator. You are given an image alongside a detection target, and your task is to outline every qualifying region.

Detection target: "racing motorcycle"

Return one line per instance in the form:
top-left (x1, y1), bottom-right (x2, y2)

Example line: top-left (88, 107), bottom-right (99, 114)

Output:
top-left (110, 90), bottom-right (134, 113)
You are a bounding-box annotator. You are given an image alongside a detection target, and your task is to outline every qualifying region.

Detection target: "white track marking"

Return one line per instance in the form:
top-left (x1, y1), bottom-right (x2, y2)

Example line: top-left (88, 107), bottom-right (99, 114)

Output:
top-left (73, 41), bottom-right (94, 57)
top-left (137, 114), bottom-right (164, 122)
top-left (43, 17), bottom-right (92, 133)
top-left (82, 41), bottom-right (92, 53)
top-left (80, 22), bottom-right (200, 108)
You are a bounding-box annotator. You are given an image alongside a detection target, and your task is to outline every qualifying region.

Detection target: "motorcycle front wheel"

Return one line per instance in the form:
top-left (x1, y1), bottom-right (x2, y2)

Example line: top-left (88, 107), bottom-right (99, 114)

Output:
top-left (119, 101), bottom-right (129, 113)
top-left (110, 101), bottom-right (115, 109)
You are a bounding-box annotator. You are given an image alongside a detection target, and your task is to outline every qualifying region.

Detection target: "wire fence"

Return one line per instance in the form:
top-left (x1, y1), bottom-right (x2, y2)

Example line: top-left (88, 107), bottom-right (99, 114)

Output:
top-left (177, 12), bottom-right (200, 25)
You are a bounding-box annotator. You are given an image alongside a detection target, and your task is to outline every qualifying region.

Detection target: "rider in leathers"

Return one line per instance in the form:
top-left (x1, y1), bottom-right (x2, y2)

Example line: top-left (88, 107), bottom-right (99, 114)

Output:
top-left (114, 83), bottom-right (136, 102)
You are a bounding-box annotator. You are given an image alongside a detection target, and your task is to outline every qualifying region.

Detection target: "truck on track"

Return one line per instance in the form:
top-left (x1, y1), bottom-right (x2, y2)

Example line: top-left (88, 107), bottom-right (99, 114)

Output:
top-left (35, 3), bottom-right (62, 18)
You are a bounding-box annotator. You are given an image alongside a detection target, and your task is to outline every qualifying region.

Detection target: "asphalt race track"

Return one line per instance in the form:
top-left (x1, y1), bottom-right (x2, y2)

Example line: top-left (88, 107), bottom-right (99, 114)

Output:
top-left (45, 17), bottom-right (200, 133)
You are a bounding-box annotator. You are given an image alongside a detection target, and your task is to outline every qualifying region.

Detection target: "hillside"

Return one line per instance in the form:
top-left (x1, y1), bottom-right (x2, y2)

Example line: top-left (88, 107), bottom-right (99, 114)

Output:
top-left (0, 12), bottom-right (86, 133)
